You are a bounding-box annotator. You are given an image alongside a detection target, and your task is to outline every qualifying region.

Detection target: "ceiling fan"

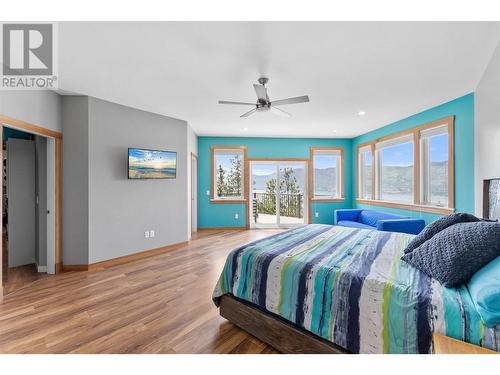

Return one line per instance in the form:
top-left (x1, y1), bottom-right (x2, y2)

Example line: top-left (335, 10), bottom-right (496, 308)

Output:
top-left (218, 77), bottom-right (309, 118)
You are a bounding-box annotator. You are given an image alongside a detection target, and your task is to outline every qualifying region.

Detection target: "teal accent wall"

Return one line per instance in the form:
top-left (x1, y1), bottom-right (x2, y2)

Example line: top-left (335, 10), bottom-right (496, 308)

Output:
top-left (3, 127), bottom-right (33, 142)
top-left (352, 93), bottom-right (475, 223)
top-left (197, 94), bottom-right (475, 228)
top-left (197, 137), bottom-right (353, 228)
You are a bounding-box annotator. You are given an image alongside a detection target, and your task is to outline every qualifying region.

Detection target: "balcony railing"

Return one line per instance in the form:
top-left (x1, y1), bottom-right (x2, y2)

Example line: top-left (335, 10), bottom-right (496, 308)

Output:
top-left (252, 192), bottom-right (303, 221)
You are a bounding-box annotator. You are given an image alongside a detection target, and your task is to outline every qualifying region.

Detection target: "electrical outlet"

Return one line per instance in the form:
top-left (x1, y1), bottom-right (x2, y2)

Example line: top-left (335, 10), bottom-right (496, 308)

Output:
top-left (144, 231), bottom-right (150, 238)
top-left (315, 212), bottom-right (319, 218)
top-left (235, 213), bottom-right (239, 219)
top-left (150, 230), bottom-right (155, 238)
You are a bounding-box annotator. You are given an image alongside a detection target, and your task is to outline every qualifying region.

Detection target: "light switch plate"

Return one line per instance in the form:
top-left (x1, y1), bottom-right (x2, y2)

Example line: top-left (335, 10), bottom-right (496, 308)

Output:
top-left (144, 231), bottom-right (150, 238)
top-left (206, 190), bottom-right (210, 196)
top-left (235, 213), bottom-right (239, 219)
top-left (315, 212), bottom-right (319, 218)
top-left (150, 230), bottom-right (155, 238)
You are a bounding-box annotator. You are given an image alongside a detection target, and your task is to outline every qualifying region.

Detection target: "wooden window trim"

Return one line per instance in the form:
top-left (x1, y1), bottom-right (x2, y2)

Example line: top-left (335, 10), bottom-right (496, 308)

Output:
top-left (210, 145), bottom-right (247, 203)
top-left (210, 199), bottom-right (247, 204)
top-left (356, 143), bottom-right (375, 201)
top-left (309, 146), bottom-right (345, 202)
top-left (356, 199), bottom-right (455, 215)
top-left (356, 116), bottom-right (455, 214)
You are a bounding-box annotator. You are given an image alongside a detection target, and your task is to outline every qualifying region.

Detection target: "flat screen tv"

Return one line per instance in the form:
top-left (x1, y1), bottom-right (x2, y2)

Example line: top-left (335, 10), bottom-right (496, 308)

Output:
top-left (128, 148), bottom-right (177, 179)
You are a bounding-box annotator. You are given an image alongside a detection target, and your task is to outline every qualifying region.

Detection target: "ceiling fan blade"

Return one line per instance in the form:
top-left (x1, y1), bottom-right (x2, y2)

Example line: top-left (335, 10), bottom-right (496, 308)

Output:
top-left (270, 106), bottom-right (291, 118)
top-left (253, 84), bottom-right (268, 100)
top-left (219, 100), bottom-right (256, 106)
top-left (271, 95), bottom-right (309, 106)
top-left (240, 108), bottom-right (257, 118)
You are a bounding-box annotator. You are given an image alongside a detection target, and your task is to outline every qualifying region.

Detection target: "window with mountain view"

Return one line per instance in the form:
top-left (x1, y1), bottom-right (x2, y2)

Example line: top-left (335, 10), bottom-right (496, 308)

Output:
top-left (357, 117), bottom-right (454, 211)
top-left (312, 148), bottom-right (342, 199)
top-left (421, 126), bottom-right (449, 207)
top-left (212, 147), bottom-right (245, 200)
top-left (358, 146), bottom-right (372, 199)
top-left (377, 136), bottom-right (414, 203)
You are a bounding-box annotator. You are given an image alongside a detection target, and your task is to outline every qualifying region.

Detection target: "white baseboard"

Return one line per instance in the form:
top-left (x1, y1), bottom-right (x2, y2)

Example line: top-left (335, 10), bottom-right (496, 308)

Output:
top-left (36, 264), bottom-right (47, 273)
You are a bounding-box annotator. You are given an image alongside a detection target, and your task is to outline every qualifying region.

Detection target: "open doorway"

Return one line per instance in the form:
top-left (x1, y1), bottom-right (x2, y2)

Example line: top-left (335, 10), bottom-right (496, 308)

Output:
top-left (1, 125), bottom-right (56, 295)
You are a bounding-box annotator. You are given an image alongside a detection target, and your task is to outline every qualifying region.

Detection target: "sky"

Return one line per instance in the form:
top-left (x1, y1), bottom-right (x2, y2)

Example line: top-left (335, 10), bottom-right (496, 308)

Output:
top-left (217, 155), bottom-right (312, 176)
top-left (381, 133), bottom-right (448, 166)
top-left (216, 154), bottom-right (242, 171)
top-left (129, 148), bottom-right (177, 168)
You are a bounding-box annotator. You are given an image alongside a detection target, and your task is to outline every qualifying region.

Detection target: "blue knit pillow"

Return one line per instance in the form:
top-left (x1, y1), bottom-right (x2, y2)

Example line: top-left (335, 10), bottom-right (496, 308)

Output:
top-left (401, 221), bottom-right (500, 287)
top-left (403, 213), bottom-right (480, 254)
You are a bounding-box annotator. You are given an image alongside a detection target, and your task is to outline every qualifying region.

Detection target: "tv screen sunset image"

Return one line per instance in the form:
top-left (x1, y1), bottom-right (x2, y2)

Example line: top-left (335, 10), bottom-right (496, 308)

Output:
top-left (128, 148), bottom-right (177, 179)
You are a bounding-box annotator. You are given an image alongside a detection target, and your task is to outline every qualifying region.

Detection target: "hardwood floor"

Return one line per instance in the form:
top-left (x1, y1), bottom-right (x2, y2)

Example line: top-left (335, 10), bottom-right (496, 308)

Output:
top-left (0, 229), bottom-right (283, 354)
top-left (2, 232), bottom-right (50, 296)
top-left (3, 263), bottom-right (50, 296)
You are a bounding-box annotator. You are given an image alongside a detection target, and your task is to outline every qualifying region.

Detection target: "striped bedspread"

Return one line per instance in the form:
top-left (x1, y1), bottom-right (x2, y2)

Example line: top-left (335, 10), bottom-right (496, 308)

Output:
top-left (213, 224), bottom-right (500, 353)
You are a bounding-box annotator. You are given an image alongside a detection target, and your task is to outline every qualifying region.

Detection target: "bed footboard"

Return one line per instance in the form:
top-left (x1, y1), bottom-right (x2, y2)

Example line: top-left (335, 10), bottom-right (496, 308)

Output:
top-left (219, 295), bottom-right (348, 354)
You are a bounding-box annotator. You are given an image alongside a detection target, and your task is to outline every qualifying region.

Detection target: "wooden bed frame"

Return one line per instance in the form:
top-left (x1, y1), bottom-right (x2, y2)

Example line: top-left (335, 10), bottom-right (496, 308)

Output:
top-left (219, 295), bottom-right (349, 354)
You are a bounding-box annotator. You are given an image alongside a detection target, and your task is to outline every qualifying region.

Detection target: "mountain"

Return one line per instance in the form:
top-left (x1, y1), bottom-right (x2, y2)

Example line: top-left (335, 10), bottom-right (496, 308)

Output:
top-left (251, 168), bottom-right (306, 191)
top-left (251, 167), bottom-right (337, 194)
top-left (380, 161), bottom-right (447, 194)
top-left (250, 161), bottom-right (447, 196)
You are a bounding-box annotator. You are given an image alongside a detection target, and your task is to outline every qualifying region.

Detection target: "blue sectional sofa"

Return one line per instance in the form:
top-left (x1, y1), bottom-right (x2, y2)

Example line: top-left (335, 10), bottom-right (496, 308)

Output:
top-left (334, 209), bottom-right (425, 235)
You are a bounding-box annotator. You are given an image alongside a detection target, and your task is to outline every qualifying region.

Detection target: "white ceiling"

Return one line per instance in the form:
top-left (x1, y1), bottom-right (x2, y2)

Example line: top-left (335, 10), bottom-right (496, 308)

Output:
top-left (58, 22), bottom-right (500, 138)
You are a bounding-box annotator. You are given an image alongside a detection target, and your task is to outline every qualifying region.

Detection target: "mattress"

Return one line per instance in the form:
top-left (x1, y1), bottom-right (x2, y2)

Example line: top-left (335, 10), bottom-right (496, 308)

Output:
top-left (213, 224), bottom-right (500, 353)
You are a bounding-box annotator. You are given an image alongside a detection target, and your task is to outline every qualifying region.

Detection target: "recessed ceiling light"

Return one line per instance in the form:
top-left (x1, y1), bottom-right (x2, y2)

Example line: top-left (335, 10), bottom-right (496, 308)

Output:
top-left (358, 111), bottom-right (366, 116)
top-left (243, 127), bottom-right (249, 131)
top-left (332, 130), bottom-right (337, 133)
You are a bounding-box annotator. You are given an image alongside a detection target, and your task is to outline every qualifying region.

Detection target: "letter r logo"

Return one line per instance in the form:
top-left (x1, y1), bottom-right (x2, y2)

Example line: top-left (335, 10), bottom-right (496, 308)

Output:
top-left (2, 24), bottom-right (53, 76)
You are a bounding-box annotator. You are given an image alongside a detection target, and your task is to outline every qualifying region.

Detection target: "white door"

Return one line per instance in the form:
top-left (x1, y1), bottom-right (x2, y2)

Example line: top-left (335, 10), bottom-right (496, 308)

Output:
top-left (7, 139), bottom-right (36, 267)
top-left (249, 161), bottom-right (308, 228)
top-left (191, 155), bottom-right (198, 233)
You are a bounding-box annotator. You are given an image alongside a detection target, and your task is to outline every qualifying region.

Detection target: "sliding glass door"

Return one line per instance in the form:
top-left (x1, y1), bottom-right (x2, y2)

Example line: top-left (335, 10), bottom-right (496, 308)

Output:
top-left (250, 161), bottom-right (308, 228)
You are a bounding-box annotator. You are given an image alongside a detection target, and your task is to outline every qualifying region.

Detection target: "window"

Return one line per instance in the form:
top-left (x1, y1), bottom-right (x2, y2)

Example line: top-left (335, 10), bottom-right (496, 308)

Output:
top-left (358, 145), bottom-right (373, 200)
top-left (211, 147), bottom-right (245, 201)
top-left (311, 147), bottom-right (343, 199)
top-left (421, 125), bottom-right (449, 207)
top-left (356, 116), bottom-right (454, 213)
top-left (376, 135), bottom-right (414, 203)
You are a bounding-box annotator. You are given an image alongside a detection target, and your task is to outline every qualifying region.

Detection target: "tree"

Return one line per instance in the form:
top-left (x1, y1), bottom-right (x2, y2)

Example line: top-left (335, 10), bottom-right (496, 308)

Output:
top-left (216, 164), bottom-right (227, 197)
top-left (280, 168), bottom-right (299, 194)
top-left (263, 169), bottom-right (300, 216)
top-left (263, 178), bottom-right (277, 213)
top-left (227, 155), bottom-right (242, 196)
top-left (216, 155), bottom-right (243, 197)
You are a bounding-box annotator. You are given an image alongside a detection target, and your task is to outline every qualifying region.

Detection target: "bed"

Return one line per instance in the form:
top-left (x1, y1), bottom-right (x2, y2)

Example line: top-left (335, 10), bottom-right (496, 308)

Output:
top-left (213, 224), bottom-right (500, 354)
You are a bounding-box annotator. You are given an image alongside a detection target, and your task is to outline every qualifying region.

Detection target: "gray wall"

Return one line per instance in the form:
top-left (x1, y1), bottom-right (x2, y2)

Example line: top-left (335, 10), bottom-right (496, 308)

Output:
top-left (7, 139), bottom-right (36, 267)
top-left (87, 97), bottom-right (188, 263)
top-left (62, 96), bottom-right (89, 264)
top-left (4, 92), bottom-right (192, 266)
top-left (475, 40), bottom-right (500, 215)
top-left (0, 91), bottom-right (62, 133)
top-left (35, 136), bottom-right (47, 267)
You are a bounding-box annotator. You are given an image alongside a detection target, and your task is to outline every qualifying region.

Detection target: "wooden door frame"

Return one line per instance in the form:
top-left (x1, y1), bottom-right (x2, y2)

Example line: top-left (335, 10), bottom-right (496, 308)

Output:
top-left (0, 115), bottom-right (62, 299)
top-left (190, 152), bottom-right (198, 235)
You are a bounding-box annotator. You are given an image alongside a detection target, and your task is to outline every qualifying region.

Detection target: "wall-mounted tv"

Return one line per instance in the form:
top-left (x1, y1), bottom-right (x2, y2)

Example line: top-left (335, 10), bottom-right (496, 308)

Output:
top-left (128, 148), bottom-right (177, 179)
